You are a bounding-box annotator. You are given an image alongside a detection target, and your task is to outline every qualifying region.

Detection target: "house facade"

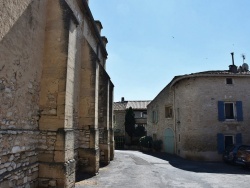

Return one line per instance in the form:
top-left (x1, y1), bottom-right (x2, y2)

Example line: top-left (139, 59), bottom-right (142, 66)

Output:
top-left (147, 70), bottom-right (250, 161)
top-left (113, 98), bottom-right (151, 146)
top-left (0, 0), bottom-right (114, 187)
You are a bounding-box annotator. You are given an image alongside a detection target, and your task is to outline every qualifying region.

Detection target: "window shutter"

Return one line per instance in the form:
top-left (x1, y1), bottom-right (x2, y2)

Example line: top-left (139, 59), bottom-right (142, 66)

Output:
top-left (236, 133), bottom-right (242, 144)
top-left (156, 110), bottom-right (158, 123)
top-left (217, 133), bottom-right (224, 154)
top-left (218, 101), bottom-right (225, 121)
top-left (236, 101), bottom-right (243, 121)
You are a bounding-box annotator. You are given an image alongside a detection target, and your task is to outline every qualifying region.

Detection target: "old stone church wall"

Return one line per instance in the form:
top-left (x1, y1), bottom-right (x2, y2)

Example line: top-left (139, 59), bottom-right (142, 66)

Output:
top-left (0, 0), bottom-right (47, 187)
top-left (0, 0), bottom-right (114, 187)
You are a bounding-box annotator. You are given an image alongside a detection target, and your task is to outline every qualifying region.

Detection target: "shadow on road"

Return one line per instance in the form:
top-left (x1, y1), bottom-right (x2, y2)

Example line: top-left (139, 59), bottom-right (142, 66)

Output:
top-left (75, 163), bottom-right (110, 183)
top-left (142, 151), bottom-right (250, 175)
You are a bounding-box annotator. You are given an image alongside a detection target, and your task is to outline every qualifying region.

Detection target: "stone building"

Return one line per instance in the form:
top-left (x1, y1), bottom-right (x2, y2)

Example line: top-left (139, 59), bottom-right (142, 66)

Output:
top-left (0, 0), bottom-right (114, 187)
top-left (113, 98), bottom-right (151, 147)
top-left (147, 67), bottom-right (250, 161)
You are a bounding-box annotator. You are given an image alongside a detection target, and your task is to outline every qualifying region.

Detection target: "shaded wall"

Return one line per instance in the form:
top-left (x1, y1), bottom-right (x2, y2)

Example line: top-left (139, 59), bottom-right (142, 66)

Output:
top-left (0, 0), bottom-right (47, 187)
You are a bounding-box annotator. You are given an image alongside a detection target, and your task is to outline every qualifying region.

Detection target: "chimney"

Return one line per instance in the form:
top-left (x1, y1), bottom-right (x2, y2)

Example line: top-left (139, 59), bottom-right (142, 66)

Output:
top-left (121, 97), bottom-right (125, 102)
top-left (231, 52), bottom-right (235, 65)
top-left (95, 20), bottom-right (103, 34)
top-left (101, 36), bottom-right (108, 48)
top-left (229, 52), bottom-right (238, 73)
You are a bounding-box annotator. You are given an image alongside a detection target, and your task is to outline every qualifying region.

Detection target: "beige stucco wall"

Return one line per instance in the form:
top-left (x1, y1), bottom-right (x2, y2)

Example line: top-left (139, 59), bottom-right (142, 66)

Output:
top-left (148, 75), bottom-right (250, 161)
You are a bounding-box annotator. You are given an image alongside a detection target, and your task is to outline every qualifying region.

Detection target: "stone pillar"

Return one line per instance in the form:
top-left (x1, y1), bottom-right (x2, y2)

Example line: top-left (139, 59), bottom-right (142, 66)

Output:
top-left (98, 66), bottom-right (110, 165)
top-left (109, 81), bottom-right (115, 160)
top-left (77, 38), bottom-right (100, 174)
top-left (38, 0), bottom-right (77, 187)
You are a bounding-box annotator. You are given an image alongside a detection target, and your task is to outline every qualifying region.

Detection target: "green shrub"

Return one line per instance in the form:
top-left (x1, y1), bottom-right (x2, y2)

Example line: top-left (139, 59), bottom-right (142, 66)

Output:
top-left (153, 140), bottom-right (163, 151)
top-left (139, 136), bottom-right (153, 148)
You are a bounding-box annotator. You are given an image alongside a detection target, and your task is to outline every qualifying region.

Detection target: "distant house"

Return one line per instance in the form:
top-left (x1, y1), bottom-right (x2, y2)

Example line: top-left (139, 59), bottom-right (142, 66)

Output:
top-left (113, 98), bottom-right (151, 147)
top-left (147, 69), bottom-right (250, 161)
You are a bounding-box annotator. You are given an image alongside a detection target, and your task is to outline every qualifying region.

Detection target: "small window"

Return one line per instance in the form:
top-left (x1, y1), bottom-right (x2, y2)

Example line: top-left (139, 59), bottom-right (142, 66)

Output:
top-left (113, 115), bottom-right (116, 123)
top-left (165, 106), bottom-right (173, 118)
top-left (153, 134), bottom-right (157, 140)
top-left (226, 78), bottom-right (233, 84)
top-left (218, 101), bottom-right (243, 121)
top-left (152, 110), bottom-right (158, 123)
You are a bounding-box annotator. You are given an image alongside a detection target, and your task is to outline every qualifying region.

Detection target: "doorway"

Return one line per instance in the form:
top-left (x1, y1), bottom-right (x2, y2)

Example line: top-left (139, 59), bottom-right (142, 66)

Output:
top-left (224, 135), bottom-right (234, 149)
top-left (164, 128), bottom-right (175, 154)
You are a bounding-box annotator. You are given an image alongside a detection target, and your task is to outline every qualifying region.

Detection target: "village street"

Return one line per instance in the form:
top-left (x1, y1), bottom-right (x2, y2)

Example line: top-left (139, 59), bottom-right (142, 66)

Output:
top-left (76, 150), bottom-right (250, 188)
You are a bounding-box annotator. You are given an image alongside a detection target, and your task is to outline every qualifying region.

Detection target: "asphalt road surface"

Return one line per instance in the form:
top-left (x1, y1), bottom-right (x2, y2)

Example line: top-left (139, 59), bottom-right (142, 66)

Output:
top-left (76, 150), bottom-right (250, 188)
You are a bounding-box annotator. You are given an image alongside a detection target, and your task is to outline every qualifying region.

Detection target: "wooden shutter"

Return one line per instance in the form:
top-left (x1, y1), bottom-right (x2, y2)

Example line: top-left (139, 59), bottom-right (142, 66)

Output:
top-left (236, 101), bottom-right (243, 121)
top-left (236, 133), bottom-right (242, 144)
top-left (218, 101), bottom-right (225, 121)
top-left (217, 133), bottom-right (224, 154)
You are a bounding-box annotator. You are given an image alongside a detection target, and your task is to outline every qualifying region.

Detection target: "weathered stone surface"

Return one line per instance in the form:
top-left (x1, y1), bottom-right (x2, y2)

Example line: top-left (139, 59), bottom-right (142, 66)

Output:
top-left (147, 74), bottom-right (250, 161)
top-left (0, 0), bottom-right (114, 187)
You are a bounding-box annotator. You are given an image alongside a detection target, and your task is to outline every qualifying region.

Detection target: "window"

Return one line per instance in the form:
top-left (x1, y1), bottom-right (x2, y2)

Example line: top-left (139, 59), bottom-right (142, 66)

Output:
top-left (226, 78), bottom-right (233, 84)
top-left (225, 102), bottom-right (235, 119)
top-left (165, 106), bottom-right (173, 118)
top-left (218, 101), bottom-right (243, 121)
top-left (224, 135), bottom-right (234, 148)
top-left (153, 134), bottom-right (157, 140)
top-left (152, 110), bottom-right (158, 123)
top-left (217, 133), bottom-right (242, 154)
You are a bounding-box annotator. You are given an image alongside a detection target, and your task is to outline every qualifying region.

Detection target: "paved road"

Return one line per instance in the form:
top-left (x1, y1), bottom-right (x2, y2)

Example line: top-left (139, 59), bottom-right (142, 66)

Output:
top-left (76, 150), bottom-right (250, 188)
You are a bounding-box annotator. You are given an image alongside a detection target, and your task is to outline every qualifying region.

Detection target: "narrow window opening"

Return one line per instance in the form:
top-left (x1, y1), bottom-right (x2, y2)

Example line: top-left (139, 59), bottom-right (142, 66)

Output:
top-left (165, 106), bottom-right (173, 118)
top-left (226, 78), bottom-right (233, 84)
top-left (225, 103), bottom-right (235, 119)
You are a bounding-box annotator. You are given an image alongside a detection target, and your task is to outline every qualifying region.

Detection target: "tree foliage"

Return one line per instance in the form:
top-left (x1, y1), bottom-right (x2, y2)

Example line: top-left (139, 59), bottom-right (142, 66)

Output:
top-left (125, 107), bottom-right (135, 138)
top-left (134, 125), bottom-right (146, 137)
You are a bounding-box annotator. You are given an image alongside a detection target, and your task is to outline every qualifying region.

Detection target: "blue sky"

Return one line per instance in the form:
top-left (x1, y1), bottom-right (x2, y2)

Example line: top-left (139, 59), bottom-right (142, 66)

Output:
top-left (89, 0), bottom-right (250, 102)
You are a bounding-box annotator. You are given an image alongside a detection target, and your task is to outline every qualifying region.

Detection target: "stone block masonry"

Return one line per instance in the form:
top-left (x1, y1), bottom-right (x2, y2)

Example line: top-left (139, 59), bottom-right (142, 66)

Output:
top-left (0, 0), bottom-right (114, 187)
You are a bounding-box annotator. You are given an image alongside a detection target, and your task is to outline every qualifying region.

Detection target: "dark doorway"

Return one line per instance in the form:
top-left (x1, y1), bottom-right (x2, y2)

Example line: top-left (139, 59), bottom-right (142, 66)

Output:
top-left (224, 135), bottom-right (233, 149)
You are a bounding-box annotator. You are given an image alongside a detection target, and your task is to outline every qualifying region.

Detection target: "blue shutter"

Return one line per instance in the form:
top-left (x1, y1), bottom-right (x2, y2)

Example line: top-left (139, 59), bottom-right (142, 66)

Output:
top-left (236, 133), bottom-right (242, 144)
top-left (218, 101), bottom-right (225, 121)
top-left (236, 101), bottom-right (243, 121)
top-left (217, 133), bottom-right (224, 154)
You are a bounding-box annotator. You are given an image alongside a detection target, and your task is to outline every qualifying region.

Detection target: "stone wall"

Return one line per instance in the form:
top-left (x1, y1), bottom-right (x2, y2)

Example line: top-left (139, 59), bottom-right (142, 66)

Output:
top-left (113, 111), bottom-right (126, 136)
top-left (147, 85), bottom-right (174, 148)
top-left (147, 75), bottom-right (250, 161)
top-left (0, 0), bottom-right (114, 187)
top-left (174, 76), bottom-right (250, 161)
top-left (0, 0), bottom-right (47, 187)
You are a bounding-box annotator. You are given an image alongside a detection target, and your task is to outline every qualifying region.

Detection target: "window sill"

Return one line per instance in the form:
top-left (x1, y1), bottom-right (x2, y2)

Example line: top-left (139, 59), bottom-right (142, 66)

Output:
top-left (222, 120), bottom-right (240, 125)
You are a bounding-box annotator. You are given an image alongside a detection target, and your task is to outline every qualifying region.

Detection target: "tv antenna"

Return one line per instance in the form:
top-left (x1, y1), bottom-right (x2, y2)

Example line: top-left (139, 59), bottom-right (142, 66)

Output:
top-left (242, 54), bottom-right (246, 63)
